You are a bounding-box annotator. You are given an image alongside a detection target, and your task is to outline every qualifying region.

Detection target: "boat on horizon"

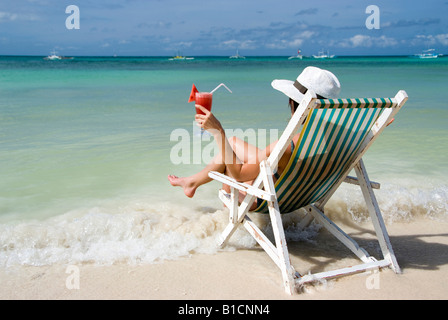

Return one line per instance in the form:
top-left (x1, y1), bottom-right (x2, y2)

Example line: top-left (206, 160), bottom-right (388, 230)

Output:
top-left (168, 51), bottom-right (194, 61)
top-left (168, 55), bottom-right (194, 61)
top-left (312, 50), bottom-right (334, 59)
top-left (229, 49), bottom-right (245, 59)
top-left (288, 49), bottom-right (303, 60)
top-left (415, 49), bottom-right (439, 59)
top-left (43, 50), bottom-right (74, 61)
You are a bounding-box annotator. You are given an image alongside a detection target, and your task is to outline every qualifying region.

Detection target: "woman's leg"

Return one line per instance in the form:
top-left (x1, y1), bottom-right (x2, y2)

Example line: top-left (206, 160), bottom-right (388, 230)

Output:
top-left (228, 136), bottom-right (261, 165)
top-left (168, 156), bottom-right (225, 198)
top-left (222, 137), bottom-right (261, 210)
top-left (168, 136), bottom-right (260, 198)
top-left (221, 136), bottom-right (260, 193)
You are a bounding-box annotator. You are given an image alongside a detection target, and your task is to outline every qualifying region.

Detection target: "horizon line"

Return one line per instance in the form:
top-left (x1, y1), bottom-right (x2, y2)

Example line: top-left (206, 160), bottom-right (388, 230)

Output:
top-left (1, 54), bottom-right (446, 58)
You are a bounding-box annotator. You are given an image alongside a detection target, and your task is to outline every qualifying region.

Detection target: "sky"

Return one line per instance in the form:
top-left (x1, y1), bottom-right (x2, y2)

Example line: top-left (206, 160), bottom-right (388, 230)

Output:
top-left (0, 0), bottom-right (447, 56)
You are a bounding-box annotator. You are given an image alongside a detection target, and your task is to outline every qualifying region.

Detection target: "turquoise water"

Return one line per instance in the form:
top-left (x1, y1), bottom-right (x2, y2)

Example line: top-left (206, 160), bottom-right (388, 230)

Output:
top-left (1, 55), bottom-right (447, 266)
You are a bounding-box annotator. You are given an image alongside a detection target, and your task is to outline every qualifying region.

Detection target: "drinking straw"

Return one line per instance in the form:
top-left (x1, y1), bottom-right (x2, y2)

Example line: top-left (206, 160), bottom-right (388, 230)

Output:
top-left (210, 83), bottom-right (232, 94)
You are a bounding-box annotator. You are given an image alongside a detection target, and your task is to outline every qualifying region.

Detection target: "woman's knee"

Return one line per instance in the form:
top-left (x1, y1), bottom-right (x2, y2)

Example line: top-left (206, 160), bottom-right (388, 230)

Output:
top-left (228, 136), bottom-right (240, 148)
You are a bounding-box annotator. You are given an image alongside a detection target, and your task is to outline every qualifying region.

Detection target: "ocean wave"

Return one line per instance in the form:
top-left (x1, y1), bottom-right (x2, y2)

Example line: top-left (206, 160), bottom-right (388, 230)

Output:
top-left (0, 202), bottom-right (226, 267)
top-left (326, 183), bottom-right (448, 224)
top-left (0, 183), bottom-right (446, 267)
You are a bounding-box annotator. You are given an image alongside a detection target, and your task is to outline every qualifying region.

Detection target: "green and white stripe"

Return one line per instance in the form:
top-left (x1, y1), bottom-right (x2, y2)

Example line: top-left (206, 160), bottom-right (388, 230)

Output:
top-left (254, 98), bottom-right (395, 214)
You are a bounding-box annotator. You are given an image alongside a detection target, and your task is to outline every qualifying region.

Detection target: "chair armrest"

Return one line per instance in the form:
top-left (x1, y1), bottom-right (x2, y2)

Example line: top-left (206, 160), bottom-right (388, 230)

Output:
top-left (343, 175), bottom-right (380, 189)
top-left (208, 171), bottom-right (275, 201)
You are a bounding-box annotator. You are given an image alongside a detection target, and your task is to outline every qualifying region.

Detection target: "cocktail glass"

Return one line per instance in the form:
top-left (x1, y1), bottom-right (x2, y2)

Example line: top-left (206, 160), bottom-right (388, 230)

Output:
top-left (194, 92), bottom-right (213, 115)
top-left (188, 83), bottom-right (232, 133)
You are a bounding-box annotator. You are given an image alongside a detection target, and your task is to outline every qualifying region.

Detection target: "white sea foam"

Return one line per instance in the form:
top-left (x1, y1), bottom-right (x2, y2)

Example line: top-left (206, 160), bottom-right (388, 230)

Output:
top-left (326, 182), bottom-right (448, 224)
top-left (1, 181), bottom-right (446, 267)
top-left (0, 193), bottom-right (263, 267)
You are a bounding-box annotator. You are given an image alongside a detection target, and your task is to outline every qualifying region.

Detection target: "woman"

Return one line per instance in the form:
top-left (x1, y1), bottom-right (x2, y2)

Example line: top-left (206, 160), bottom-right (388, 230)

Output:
top-left (168, 66), bottom-right (341, 209)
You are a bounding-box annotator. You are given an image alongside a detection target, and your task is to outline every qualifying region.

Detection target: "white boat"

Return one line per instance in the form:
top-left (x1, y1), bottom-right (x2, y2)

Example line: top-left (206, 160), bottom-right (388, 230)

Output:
top-left (44, 50), bottom-right (62, 60)
top-left (229, 49), bottom-right (245, 59)
top-left (288, 49), bottom-right (303, 60)
top-left (416, 49), bottom-right (438, 59)
top-left (313, 50), bottom-right (334, 59)
top-left (43, 50), bottom-right (74, 61)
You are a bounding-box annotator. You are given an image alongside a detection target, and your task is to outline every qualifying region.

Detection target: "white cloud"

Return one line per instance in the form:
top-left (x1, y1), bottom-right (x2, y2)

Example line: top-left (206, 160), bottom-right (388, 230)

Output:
top-left (178, 41), bottom-right (192, 48)
top-left (410, 33), bottom-right (448, 47)
top-left (138, 21), bottom-right (172, 29)
top-left (298, 31), bottom-right (315, 39)
top-left (349, 35), bottom-right (371, 47)
top-left (218, 39), bottom-right (257, 50)
top-left (289, 39), bottom-right (305, 47)
top-left (220, 39), bottom-right (239, 47)
top-left (339, 34), bottom-right (397, 48)
top-left (265, 31), bottom-right (315, 50)
top-left (435, 34), bottom-right (448, 46)
top-left (266, 39), bottom-right (303, 49)
top-left (0, 11), bottom-right (18, 22)
top-left (411, 34), bottom-right (436, 46)
top-left (0, 11), bottom-right (40, 23)
top-left (239, 40), bottom-right (257, 49)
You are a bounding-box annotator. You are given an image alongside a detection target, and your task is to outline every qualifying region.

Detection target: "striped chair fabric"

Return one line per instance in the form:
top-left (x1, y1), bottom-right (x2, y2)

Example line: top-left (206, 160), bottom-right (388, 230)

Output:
top-left (254, 97), bottom-right (396, 213)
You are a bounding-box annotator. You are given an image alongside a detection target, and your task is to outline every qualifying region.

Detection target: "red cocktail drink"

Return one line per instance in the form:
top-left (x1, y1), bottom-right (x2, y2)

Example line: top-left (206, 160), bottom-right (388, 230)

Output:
top-left (195, 92), bottom-right (213, 115)
top-left (188, 83), bottom-right (231, 115)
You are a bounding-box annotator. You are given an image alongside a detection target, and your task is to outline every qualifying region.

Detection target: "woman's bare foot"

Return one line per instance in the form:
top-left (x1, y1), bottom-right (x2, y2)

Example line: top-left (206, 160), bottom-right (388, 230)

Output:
top-left (167, 175), bottom-right (197, 198)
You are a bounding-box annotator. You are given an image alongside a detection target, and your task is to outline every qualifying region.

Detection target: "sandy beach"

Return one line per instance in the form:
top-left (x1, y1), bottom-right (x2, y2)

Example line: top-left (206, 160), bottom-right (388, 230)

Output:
top-left (1, 218), bottom-right (446, 300)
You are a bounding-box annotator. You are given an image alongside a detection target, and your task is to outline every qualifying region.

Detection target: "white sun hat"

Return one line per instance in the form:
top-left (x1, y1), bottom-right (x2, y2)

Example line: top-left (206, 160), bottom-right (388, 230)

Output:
top-left (271, 66), bottom-right (341, 103)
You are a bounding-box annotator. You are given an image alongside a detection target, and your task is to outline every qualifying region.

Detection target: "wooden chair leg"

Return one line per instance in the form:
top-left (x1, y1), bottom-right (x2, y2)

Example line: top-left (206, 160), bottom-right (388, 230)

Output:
top-left (354, 159), bottom-right (401, 273)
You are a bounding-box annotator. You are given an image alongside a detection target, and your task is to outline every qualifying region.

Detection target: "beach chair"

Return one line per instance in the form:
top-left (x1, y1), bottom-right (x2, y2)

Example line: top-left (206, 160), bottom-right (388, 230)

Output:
top-left (208, 90), bottom-right (408, 294)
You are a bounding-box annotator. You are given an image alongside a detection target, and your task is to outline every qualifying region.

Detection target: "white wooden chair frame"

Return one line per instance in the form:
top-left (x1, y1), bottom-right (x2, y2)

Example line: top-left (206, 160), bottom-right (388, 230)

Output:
top-left (208, 90), bottom-right (408, 294)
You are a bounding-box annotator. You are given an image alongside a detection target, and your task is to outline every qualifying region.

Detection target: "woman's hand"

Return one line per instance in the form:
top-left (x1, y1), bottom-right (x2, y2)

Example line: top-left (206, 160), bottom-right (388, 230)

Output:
top-left (195, 105), bottom-right (223, 135)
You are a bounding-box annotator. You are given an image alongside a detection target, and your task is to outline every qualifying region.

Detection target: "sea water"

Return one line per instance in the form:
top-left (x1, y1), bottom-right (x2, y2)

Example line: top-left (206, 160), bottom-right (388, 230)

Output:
top-left (0, 55), bottom-right (447, 266)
